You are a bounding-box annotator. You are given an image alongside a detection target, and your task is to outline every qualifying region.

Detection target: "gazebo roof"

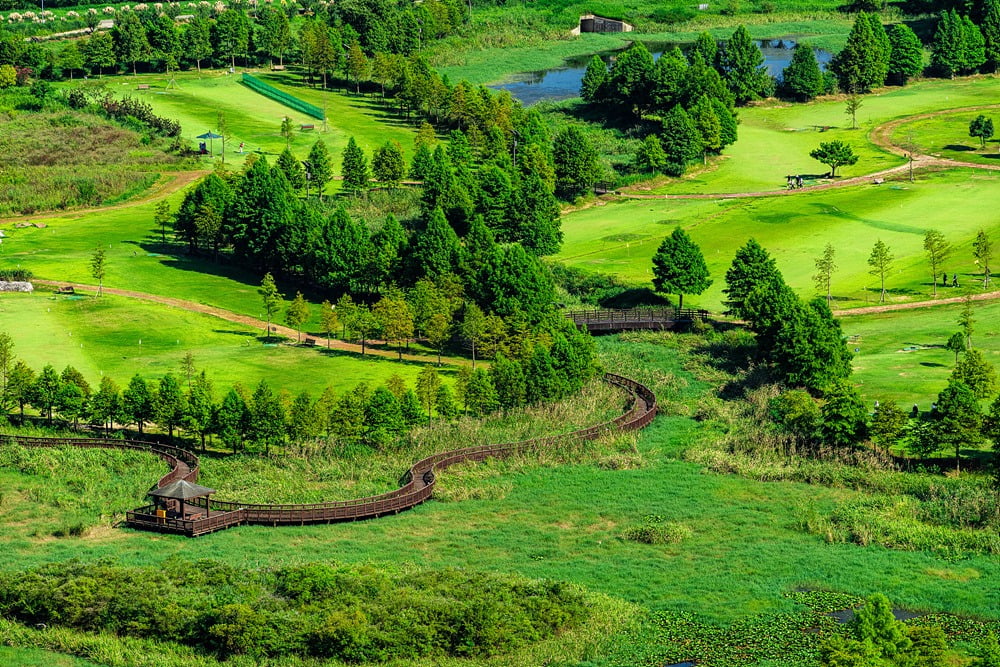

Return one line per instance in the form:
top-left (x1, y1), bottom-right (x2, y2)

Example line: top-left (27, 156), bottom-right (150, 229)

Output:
top-left (148, 479), bottom-right (216, 500)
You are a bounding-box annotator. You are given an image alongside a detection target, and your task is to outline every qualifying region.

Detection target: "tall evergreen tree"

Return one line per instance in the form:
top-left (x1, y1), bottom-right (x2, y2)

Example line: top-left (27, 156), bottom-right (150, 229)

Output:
top-left (512, 171), bottom-right (562, 256)
top-left (660, 105), bottom-right (701, 176)
top-left (690, 95), bottom-right (723, 163)
top-left (341, 137), bottom-right (370, 195)
top-left (552, 127), bottom-right (601, 200)
top-left (411, 207), bottom-right (461, 280)
top-left (984, 0), bottom-right (1000, 72)
top-left (651, 227), bottom-right (712, 310)
top-left (580, 55), bottom-right (607, 103)
top-left (372, 141), bottom-right (405, 189)
top-left (831, 13), bottom-right (887, 92)
top-left (154, 374), bottom-right (185, 438)
top-left (719, 25), bottom-right (772, 104)
top-left (934, 379), bottom-right (983, 471)
top-left (781, 43), bottom-right (824, 101)
top-left (723, 238), bottom-right (783, 318)
top-left (276, 148), bottom-right (306, 191)
top-left (887, 23), bottom-right (924, 85)
top-left (122, 373), bottom-right (154, 434)
top-left (306, 139), bottom-right (333, 200)
top-left (608, 41), bottom-right (655, 112)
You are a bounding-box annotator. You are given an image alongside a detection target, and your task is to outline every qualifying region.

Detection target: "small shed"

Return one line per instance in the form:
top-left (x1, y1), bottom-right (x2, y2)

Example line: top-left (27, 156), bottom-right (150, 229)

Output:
top-left (576, 14), bottom-right (634, 34)
top-left (148, 479), bottom-right (216, 520)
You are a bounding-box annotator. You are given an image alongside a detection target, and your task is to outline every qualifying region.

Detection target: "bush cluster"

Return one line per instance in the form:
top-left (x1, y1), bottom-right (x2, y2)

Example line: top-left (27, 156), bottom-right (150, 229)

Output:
top-left (67, 89), bottom-right (180, 137)
top-left (0, 560), bottom-right (589, 661)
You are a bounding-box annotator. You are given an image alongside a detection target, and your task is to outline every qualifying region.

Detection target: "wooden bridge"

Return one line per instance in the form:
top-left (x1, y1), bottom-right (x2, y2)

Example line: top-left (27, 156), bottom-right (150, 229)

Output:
top-left (566, 308), bottom-right (709, 333)
top-left (2, 373), bottom-right (656, 537)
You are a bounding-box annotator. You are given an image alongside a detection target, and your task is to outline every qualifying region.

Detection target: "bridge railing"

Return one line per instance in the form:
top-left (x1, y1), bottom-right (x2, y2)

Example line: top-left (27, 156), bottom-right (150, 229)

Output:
top-left (3, 373), bottom-right (657, 536)
top-left (565, 308), bottom-right (708, 325)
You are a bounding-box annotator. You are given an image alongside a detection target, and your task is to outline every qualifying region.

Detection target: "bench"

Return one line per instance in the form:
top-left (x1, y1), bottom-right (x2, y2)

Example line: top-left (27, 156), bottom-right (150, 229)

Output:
top-left (300, 124), bottom-right (315, 131)
top-left (272, 64), bottom-right (286, 71)
top-left (137, 84), bottom-right (150, 90)
top-left (56, 286), bottom-right (75, 295)
top-left (872, 177), bottom-right (884, 185)
top-left (304, 337), bottom-right (317, 347)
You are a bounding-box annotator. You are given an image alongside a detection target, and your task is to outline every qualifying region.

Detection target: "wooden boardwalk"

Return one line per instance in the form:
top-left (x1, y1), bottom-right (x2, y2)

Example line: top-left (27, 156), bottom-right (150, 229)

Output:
top-left (2, 373), bottom-right (657, 537)
top-left (567, 308), bottom-right (709, 333)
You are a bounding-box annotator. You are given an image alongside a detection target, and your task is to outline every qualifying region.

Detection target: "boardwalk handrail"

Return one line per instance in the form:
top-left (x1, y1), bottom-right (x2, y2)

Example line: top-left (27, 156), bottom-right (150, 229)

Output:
top-left (4, 373), bottom-right (657, 536)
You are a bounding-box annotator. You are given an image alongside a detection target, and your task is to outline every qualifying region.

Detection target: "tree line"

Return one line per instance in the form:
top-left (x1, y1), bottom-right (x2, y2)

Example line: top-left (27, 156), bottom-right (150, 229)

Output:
top-left (0, 0), bottom-right (468, 80)
top-left (0, 326), bottom-right (597, 453)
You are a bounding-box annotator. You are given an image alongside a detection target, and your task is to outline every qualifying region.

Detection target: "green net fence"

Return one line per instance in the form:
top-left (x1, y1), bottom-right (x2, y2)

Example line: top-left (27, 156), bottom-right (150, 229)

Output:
top-left (241, 73), bottom-right (325, 120)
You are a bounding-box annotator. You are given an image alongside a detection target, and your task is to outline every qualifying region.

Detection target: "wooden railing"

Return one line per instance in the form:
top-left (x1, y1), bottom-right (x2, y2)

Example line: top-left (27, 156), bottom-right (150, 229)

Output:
top-left (5, 373), bottom-right (657, 537)
top-left (566, 308), bottom-right (709, 332)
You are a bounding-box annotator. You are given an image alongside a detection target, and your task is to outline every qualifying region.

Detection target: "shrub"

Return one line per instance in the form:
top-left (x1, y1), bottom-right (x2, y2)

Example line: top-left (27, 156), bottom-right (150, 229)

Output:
top-left (622, 515), bottom-right (693, 544)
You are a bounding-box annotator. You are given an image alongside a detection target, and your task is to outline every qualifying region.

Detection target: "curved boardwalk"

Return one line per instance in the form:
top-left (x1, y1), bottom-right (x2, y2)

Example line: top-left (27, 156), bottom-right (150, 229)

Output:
top-left (2, 373), bottom-right (656, 537)
top-left (567, 308), bottom-right (708, 333)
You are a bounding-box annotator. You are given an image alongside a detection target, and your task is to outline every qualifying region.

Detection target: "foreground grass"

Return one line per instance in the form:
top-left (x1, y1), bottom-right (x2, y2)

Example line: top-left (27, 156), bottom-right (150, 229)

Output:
top-left (3, 336), bottom-right (1000, 631)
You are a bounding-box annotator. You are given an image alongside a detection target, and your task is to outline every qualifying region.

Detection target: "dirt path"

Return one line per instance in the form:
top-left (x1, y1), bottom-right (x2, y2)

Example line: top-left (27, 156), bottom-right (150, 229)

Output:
top-left (0, 169), bottom-right (209, 225)
top-left (834, 287), bottom-right (1000, 317)
top-left (613, 104), bottom-right (1000, 202)
top-left (34, 280), bottom-right (467, 366)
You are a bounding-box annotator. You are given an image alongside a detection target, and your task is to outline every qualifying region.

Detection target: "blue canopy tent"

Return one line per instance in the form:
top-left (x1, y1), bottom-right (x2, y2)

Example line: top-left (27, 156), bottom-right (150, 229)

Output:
top-left (196, 131), bottom-right (222, 155)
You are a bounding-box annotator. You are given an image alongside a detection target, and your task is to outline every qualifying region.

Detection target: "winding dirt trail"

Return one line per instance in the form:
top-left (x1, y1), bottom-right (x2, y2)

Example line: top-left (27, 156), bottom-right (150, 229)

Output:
top-left (34, 280), bottom-right (467, 366)
top-left (833, 288), bottom-right (1000, 317)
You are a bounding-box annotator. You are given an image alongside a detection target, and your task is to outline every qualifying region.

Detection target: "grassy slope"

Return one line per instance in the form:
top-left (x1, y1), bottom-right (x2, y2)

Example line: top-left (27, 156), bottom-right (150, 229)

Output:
top-left (892, 108), bottom-right (1000, 166)
top-left (97, 70), bottom-right (419, 165)
top-left (0, 646), bottom-right (98, 667)
top-left (843, 299), bottom-right (1000, 405)
top-left (559, 168), bottom-right (1000, 310)
top-left (4, 338), bottom-right (999, 629)
top-left (0, 292), bottom-right (432, 393)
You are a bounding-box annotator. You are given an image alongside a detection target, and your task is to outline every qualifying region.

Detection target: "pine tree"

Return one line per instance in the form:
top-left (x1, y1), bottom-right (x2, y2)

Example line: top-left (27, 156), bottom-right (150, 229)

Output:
top-left (651, 226), bottom-right (712, 310)
top-left (660, 105), bottom-right (701, 176)
top-left (887, 23), bottom-right (924, 85)
top-left (637, 134), bottom-right (668, 173)
top-left (820, 381), bottom-right (868, 447)
top-left (122, 373), bottom-right (154, 433)
top-left (608, 41), bottom-right (655, 112)
top-left (782, 43), bottom-right (824, 101)
top-left (984, 0), bottom-right (1000, 72)
top-left (719, 25), bottom-right (772, 104)
top-left (259, 272), bottom-right (283, 341)
top-left (832, 12), bottom-right (886, 92)
top-left (689, 95), bottom-right (723, 163)
top-left (154, 374), bottom-right (185, 439)
top-left (581, 54), bottom-right (607, 103)
top-left (411, 207), bottom-right (461, 280)
top-left (341, 137), bottom-right (370, 195)
top-left (552, 126), bottom-right (601, 200)
top-left (276, 148), bottom-right (306, 191)
top-left (306, 139), bottom-right (333, 200)
top-left (723, 238), bottom-right (783, 318)
top-left (935, 379), bottom-right (983, 471)
top-left (372, 141), bottom-right (405, 189)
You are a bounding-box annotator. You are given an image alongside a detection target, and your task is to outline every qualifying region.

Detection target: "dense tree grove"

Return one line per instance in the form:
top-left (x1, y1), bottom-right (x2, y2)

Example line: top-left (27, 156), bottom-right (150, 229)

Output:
top-left (0, 325), bottom-right (598, 451)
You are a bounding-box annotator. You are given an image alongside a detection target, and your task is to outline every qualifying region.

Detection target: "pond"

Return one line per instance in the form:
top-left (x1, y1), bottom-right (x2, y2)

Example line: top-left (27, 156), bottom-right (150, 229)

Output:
top-left (492, 38), bottom-right (833, 105)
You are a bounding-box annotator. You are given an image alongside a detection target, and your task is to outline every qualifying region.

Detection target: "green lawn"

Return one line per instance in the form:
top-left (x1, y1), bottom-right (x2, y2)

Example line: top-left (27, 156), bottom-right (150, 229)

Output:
top-left (842, 299), bottom-right (1000, 406)
top-left (0, 646), bottom-right (98, 667)
top-left (649, 75), bottom-right (1000, 196)
top-left (558, 168), bottom-right (1000, 311)
top-left (0, 292), bottom-right (436, 394)
top-left (891, 107), bottom-right (1000, 166)
top-left (71, 69), bottom-right (418, 179)
top-left (4, 337), bottom-right (1000, 629)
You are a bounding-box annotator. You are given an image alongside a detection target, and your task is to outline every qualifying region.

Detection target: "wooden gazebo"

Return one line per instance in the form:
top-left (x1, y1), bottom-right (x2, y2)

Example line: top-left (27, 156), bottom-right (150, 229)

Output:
top-left (148, 479), bottom-right (216, 521)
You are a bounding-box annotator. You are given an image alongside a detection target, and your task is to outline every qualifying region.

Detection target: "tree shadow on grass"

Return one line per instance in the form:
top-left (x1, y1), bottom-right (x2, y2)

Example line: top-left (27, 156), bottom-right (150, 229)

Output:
top-left (919, 362), bottom-right (947, 368)
top-left (943, 144), bottom-right (976, 152)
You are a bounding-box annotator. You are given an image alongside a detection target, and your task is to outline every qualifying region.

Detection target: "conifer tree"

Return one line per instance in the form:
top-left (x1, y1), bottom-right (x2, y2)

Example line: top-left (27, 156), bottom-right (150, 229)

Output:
top-left (651, 227), bottom-right (712, 310)
top-left (660, 105), bottom-right (701, 176)
top-left (887, 23), bottom-right (924, 85)
top-left (782, 43), bottom-right (824, 100)
top-left (341, 136), bottom-right (370, 195)
top-left (306, 139), bottom-right (333, 200)
top-left (723, 238), bottom-right (783, 318)
top-left (719, 25), bottom-right (772, 104)
top-left (984, 0), bottom-right (1000, 72)
top-left (581, 55), bottom-right (607, 103)
top-left (276, 147), bottom-right (306, 191)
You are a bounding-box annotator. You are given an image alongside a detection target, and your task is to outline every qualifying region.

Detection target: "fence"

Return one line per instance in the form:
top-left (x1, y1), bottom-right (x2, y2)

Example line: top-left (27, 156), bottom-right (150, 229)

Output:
top-left (7, 373), bottom-right (657, 537)
top-left (241, 73), bottom-right (325, 120)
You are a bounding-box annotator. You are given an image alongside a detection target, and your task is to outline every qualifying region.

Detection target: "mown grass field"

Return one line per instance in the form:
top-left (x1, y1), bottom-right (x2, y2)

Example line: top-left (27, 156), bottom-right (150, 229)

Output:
top-left (75, 70), bottom-right (420, 172)
top-left (3, 337), bottom-right (999, 635)
top-left (842, 299), bottom-right (1000, 406)
top-left (0, 292), bottom-right (434, 394)
top-left (891, 107), bottom-right (1000, 166)
top-left (559, 168), bottom-right (1000, 311)
top-left (647, 75), bottom-right (999, 196)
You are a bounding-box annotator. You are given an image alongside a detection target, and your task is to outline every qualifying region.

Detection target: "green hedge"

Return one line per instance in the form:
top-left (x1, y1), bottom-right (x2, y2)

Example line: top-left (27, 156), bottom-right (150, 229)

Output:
top-left (240, 74), bottom-right (325, 120)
